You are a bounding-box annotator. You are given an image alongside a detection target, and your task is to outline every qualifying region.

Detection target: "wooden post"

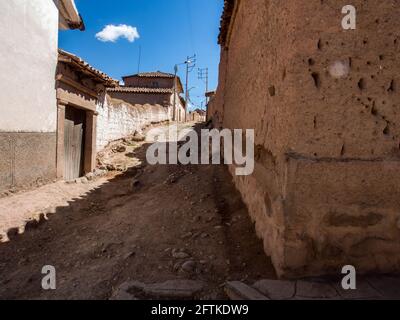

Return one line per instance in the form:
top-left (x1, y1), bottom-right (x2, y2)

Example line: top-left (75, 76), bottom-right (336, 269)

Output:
top-left (84, 110), bottom-right (97, 174)
top-left (56, 100), bottom-right (67, 179)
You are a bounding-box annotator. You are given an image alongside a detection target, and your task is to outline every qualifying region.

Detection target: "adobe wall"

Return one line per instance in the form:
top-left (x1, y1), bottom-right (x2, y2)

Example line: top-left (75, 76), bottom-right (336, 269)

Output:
top-left (213, 0), bottom-right (400, 278)
top-left (108, 92), bottom-right (171, 106)
top-left (169, 92), bottom-right (186, 122)
top-left (96, 95), bottom-right (170, 151)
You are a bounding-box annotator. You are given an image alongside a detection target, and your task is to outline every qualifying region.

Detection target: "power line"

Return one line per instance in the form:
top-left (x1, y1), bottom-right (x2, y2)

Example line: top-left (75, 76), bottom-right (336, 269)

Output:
top-left (198, 67), bottom-right (209, 104)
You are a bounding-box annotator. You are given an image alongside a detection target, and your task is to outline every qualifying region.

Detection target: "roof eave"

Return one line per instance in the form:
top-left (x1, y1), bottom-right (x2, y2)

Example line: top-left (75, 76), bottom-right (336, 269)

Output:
top-left (58, 49), bottom-right (118, 87)
top-left (218, 0), bottom-right (240, 47)
top-left (57, 0), bottom-right (85, 31)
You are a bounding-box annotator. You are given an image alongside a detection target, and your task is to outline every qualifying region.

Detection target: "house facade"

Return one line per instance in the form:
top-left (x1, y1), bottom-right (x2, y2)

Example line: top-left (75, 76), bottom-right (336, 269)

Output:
top-left (0, 0), bottom-right (84, 192)
top-left (95, 72), bottom-right (186, 151)
top-left (56, 50), bottom-right (117, 181)
top-left (189, 109), bottom-right (206, 123)
top-left (109, 72), bottom-right (186, 122)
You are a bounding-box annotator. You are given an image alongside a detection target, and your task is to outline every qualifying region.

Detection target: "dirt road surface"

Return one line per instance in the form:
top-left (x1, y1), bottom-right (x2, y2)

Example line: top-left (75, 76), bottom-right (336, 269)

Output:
top-left (0, 123), bottom-right (276, 300)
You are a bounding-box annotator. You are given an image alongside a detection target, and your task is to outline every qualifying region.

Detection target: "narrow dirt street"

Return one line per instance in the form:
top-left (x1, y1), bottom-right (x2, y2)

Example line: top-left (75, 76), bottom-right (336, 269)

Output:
top-left (0, 123), bottom-right (276, 300)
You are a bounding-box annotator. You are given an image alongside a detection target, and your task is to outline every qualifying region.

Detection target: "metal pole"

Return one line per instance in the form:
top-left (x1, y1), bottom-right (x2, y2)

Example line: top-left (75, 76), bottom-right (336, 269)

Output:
top-left (185, 57), bottom-right (189, 122)
top-left (173, 65), bottom-right (177, 122)
top-left (205, 70), bottom-right (209, 105)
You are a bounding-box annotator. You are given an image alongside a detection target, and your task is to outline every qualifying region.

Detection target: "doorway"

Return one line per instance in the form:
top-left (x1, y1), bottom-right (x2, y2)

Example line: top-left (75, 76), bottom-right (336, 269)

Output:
top-left (64, 106), bottom-right (86, 181)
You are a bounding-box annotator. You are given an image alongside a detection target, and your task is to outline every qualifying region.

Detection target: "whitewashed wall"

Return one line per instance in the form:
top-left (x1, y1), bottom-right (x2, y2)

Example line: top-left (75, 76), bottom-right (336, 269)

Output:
top-left (0, 0), bottom-right (59, 132)
top-left (96, 96), bottom-right (170, 150)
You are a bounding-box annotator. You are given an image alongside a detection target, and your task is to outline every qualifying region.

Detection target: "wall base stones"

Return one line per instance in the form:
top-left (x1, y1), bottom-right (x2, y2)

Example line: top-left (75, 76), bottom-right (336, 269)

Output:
top-left (229, 156), bottom-right (400, 278)
top-left (0, 132), bottom-right (57, 193)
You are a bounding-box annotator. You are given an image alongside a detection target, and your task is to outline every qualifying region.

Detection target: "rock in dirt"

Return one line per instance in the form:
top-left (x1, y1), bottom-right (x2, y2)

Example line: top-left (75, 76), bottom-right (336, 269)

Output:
top-left (113, 280), bottom-right (204, 299)
top-left (132, 132), bottom-right (146, 142)
top-left (225, 281), bottom-right (269, 300)
top-left (252, 279), bottom-right (296, 300)
top-left (85, 172), bottom-right (95, 181)
top-left (123, 251), bottom-right (136, 260)
top-left (94, 168), bottom-right (107, 177)
top-left (130, 179), bottom-right (141, 192)
top-left (181, 260), bottom-right (196, 273)
top-left (296, 280), bottom-right (339, 299)
top-left (80, 177), bottom-right (89, 184)
top-left (172, 250), bottom-right (190, 259)
top-left (106, 164), bottom-right (117, 171)
top-left (114, 145), bottom-right (127, 153)
top-left (110, 282), bottom-right (138, 300)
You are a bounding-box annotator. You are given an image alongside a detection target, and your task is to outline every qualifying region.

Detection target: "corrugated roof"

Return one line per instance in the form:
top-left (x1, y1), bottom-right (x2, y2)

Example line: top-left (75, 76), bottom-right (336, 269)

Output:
top-left (107, 87), bottom-right (174, 94)
top-left (58, 49), bottom-right (118, 86)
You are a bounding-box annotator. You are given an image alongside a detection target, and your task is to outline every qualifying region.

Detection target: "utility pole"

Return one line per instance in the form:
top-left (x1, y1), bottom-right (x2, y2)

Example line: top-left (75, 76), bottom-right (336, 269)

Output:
top-left (184, 55), bottom-right (196, 122)
top-left (173, 64), bottom-right (178, 122)
top-left (198, 67), bottom-right (209, 104)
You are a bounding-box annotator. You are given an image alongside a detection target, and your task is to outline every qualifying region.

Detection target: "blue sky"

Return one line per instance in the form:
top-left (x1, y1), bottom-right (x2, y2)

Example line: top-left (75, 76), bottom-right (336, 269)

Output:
top-left (59, 0), bottom-right (224, 109)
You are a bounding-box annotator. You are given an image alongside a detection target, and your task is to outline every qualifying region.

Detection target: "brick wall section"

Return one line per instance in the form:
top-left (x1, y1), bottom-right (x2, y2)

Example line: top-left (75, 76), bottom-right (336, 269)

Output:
top-left (212, 0), bottom-right (400, 278)
top-left (96, 95), bottom-right (170, 151)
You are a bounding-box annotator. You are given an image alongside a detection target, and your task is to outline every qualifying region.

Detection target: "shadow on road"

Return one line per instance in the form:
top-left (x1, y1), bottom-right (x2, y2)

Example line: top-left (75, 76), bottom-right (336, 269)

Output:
top-left (0, 123), bottom-right (276, 300)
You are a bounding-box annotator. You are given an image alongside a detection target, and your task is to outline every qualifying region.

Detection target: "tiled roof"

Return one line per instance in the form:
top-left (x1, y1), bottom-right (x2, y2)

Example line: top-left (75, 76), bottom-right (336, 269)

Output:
top-left (218, 0), bottom-right (236, 46)
top-left (58, 49), bottom-right (118, 86)
top-left (123, 71), bottom-right (176, 79)
top-left (107, 87), bottom-right (174, 94)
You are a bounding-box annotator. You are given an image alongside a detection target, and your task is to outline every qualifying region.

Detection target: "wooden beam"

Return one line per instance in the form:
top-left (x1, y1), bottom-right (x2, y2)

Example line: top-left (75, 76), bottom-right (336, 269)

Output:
top-left (56, 74), bottom-right (99, 98)
top-left (56, 88), bottom-right (97, 112)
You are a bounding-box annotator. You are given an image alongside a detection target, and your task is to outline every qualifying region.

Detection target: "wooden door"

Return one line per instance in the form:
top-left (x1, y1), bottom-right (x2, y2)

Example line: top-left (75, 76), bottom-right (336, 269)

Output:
top-left (64, 106), bottom-right (85, 181)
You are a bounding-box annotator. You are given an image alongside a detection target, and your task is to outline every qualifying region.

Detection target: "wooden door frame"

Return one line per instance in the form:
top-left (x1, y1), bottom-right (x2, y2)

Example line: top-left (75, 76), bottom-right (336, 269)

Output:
top-left (56, 99), bottom-right (97, 180)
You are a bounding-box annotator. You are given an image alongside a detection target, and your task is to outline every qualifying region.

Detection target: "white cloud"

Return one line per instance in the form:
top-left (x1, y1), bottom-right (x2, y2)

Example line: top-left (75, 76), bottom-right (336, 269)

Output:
top-left (96, 24), bottom-right (140, 43)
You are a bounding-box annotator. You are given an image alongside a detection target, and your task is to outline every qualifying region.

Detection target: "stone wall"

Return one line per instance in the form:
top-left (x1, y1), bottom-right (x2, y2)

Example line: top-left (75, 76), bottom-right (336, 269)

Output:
top-left (96, 95), bottom-right (170, 151)
top-left (212, 0), bottom-right (400, 278)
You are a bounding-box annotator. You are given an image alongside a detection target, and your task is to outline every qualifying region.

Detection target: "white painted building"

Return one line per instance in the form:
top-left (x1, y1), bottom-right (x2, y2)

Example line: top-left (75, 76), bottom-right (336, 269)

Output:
top-left (0, 0), bottom-right (84, 192)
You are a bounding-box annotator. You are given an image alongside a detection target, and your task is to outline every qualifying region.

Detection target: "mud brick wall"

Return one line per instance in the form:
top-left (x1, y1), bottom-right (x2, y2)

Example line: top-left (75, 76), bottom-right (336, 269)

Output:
top-left (96, 95), bottom-right (170, 150)
top-left (213, 0), bottom-right (400, 278)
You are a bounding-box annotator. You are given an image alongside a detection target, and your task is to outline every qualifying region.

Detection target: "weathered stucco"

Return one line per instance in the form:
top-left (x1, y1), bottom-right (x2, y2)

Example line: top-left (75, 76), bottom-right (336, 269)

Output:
top-left (96, 95), bottom-right (171, 151)
top-left (0, 0), bottom-right (60, 192)
top-left (211, 0), bottom-right (400, 278)
top-left (0, 0), bottom-right (59, 133)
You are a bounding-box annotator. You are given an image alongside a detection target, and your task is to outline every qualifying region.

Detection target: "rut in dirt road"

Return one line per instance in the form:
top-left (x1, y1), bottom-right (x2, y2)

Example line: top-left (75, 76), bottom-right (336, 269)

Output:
top-left (0, 123), bottom-right (275, 300)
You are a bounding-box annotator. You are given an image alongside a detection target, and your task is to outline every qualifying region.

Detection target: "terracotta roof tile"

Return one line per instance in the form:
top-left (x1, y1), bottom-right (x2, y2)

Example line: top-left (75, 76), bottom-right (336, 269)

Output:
top-left (107, 87), bottom-right (174, 94)
top-left (218, 0), bottom-right (236, 46)
top-left (123, 71), bottom-right (175, 79)
top-left (58, 49), bottom-right (118, 86)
